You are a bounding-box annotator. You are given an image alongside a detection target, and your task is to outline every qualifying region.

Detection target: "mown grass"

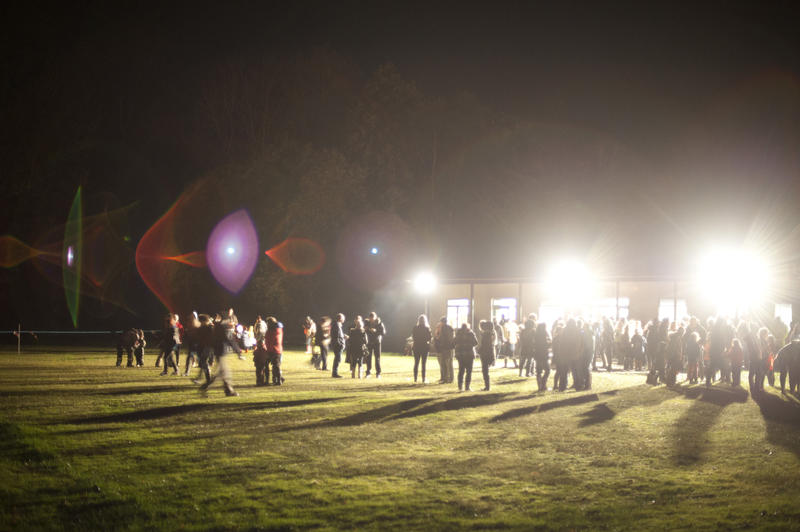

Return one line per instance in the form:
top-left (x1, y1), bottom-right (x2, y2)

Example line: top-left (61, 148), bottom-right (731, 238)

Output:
top-left (1, 347), bottom-right (799, 531)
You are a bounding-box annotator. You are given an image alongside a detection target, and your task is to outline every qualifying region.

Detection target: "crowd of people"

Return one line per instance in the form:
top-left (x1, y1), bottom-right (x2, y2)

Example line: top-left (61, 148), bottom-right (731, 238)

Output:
top-left (116, 308), bottom-right (800, 399)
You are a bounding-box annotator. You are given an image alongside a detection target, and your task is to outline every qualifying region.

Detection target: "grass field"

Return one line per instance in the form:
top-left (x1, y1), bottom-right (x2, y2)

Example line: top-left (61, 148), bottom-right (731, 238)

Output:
top-left (1, 348), bottom-right (799, 531)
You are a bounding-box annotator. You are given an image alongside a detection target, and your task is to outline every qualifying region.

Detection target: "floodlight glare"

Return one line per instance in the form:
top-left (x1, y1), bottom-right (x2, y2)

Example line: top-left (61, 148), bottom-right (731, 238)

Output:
top-left (370, 247), bottom-right (379, 255)
top-left (696, 247), bottom-right (770, 315)
top-left (545, 259), bottom-right (593, 304)
top-left (413, 272), bottom-right (437, 295)
top-left (226, 246), bottom-right (236, 255)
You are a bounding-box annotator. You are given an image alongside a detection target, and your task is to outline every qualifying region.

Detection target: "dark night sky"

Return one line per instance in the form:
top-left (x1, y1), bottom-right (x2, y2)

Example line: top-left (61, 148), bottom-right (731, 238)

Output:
top-left (2, 1), bottom-right (799, 329)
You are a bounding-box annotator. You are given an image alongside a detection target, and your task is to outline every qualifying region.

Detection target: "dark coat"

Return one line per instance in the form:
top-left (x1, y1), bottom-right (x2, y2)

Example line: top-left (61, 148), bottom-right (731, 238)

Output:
top-left (346, 327), bottom-right (368, 364)
top-left (412, 325), bottom-right (431, 354)
top-left (366, 319), bottom-right (386, 345)
top-left (454, 328), bottom-right (478, 360)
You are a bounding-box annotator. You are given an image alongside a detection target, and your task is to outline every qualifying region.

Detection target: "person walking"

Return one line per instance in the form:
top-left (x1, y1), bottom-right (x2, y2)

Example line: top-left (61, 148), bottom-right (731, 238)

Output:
top-left (159, 314), bottom-right (181, 376)
top-left (454, 323), bottom-right (478, 391)
top-left (412, 315), bottom-right (432, 383)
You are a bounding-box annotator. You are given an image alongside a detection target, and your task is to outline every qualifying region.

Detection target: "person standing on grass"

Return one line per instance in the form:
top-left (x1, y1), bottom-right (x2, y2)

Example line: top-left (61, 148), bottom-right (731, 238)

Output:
top-left (577, 320), bottom-right (595, 391)
top-left (346, 316), bottom-right (368, 379)
top-left (159, 314), bottom-right (181, 376)
top-left (533, 322), bottom-right (551, 392)
top-left (266, 317), bottom-right (284, 385)
top-left (253, 337), bottom-right (268, 386)
top-left (727, 338), bottom-right (744, 387)
top-left (477, 320), bottom-right (496, 391)
top-left (254, 315), bottom-right (267, 343)
top-left (555, 319), bottom-right (580, 391)
top-left (412, 315), bottom-right (432, 383)
top-left (365, 312), bottom-right (386, 378)
top-left (116, 328), bottom-right (138, 367)
top-left (665, 327), bottom-right (684, 386)
top-left (454, 323), bottom-right (478, 392)
top-left (685, 332), bottom-right (702, 384)
top-left (434, 317), bottom-right (455, 384)
top-left (518, 315), bottom-right (536, 378)
top-left (330, 313), bottom-right (346, 378)
top-left (133, 329), bottom-right (146, 367)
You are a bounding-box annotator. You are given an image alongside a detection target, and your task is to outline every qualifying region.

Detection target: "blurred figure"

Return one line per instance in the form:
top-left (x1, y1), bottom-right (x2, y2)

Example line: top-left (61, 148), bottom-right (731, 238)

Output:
top-left (412, 315), bottom-right (432, 383)
top-left (159, 314), bottom-right (181, 376)
top-left (766, 334), bottom-right (777, 387)
top-left (454, 323), bottom-right (478, 392)
top-left (303, 316), bottom-right (316, 355)
top-left (253, 337), bottom-right (268, 386)
top-left (503, 319), bottom-right (519, 368)
top-left (182, 313), bottom-right (201, 376)
top-left (492, 319), bottom-right (504, 367)
top-left (434, 317), bottom-right (455, 384)
top-left (116, 328), bottom-right (138, 367)
top-left (346, 316), bottom-right (368, 379)
top-left (174, 314), bottom-right (184, 367)
top-left (478, 320), bottom-right (496, 391)
top-left (314, 316), bottom-right (332, 371)
top-left (631, 326), bottom-right (646, 371)
top-left (365, 312), bottom-right (386, 378)
top-left (200, 312), bottom-right (240, 396)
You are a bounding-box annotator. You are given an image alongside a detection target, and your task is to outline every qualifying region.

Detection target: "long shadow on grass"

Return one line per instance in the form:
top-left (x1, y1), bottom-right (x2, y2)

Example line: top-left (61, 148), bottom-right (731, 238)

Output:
top-left (275, 398), bottom-right (436, 431)
top-left (752, 390), bottom-right (800, 461)
top-left (70, 397), bottom-right (344, 424)
top-left (671, 385), bottom-right (748, 465)
top-left (491, 389), bottom-right (624, 423)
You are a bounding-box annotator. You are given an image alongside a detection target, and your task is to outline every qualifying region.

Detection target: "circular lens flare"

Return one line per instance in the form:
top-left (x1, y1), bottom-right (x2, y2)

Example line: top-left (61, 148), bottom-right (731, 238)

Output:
top-left (207, 209), bottom-right (259, 293)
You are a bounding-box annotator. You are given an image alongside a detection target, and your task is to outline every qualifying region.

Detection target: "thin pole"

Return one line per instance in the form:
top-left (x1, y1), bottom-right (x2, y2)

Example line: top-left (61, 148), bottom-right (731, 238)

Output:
top-left (673, 280), bottom-right (678, 323)
top-left (17, 323), bottom-right (21, 355)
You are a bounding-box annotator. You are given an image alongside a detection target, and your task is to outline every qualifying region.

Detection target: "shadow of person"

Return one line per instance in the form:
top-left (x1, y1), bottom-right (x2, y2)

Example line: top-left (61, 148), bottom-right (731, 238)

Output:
top-left (751, 389), bottom-right (800, 461)
top-left (671, 385), bottom-right (748, 466)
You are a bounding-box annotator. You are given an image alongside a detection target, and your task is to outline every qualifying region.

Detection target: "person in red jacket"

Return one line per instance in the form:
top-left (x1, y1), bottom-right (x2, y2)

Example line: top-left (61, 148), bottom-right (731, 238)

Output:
top-left (265, 317), bottom-right (284, 385)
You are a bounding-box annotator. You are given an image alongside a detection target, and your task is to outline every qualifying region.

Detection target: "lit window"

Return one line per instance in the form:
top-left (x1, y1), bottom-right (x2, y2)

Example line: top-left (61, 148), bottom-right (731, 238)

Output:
top-left (492, 298), bottom-right (517, 323)
top-left (658, 298), bottom-right (688, 323)
top-left (447, 299), bottom-right (470, 328)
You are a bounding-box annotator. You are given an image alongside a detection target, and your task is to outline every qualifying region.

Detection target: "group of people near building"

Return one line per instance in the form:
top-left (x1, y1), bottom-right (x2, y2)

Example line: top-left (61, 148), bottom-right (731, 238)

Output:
top-left (116, 307), bottom-right (800, 399)
top-left (304, 313), bottom-right (386, 379)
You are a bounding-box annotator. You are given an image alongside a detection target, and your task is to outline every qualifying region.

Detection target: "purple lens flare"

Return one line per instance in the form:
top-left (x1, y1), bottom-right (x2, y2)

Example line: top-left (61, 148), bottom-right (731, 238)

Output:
top-left (206, 209), bottom-right (259, 293)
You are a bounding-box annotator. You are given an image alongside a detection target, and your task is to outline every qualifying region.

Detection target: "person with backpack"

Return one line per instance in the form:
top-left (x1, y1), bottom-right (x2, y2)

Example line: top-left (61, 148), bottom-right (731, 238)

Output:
top-left (434, 317), bottom-right (455, 384)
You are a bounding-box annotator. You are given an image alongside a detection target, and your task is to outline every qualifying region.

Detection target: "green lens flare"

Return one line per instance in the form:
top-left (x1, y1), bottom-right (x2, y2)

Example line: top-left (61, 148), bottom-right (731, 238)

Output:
top-left (63, 187), bottom-right (82, 328)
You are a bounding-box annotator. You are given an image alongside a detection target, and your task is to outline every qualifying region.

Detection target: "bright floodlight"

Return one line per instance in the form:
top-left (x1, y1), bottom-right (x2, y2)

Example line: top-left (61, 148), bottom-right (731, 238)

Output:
top-left (696, 247), bottom-right (770, 315)
top-left (545, 259), bottom-right (593, 304)
top-left (226, 246), bottom-right (236, 255)
top-left (370, 247), bottom-right (379, 255)
top-left (413, 272), bottom-right (437, 295)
